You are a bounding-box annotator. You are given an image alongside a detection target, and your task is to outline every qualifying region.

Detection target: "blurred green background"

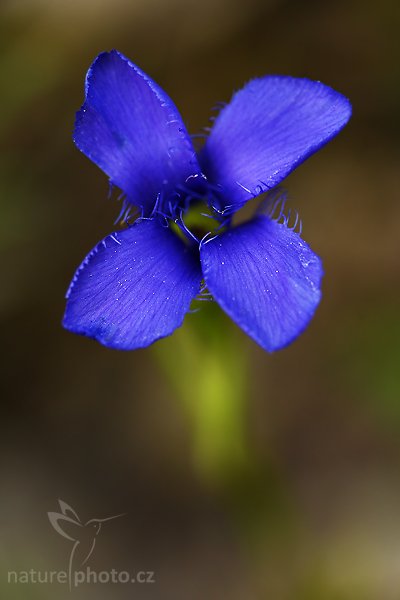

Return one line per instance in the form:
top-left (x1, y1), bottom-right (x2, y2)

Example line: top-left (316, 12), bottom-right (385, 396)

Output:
top-left (1, 0), bottom-right (400, 598)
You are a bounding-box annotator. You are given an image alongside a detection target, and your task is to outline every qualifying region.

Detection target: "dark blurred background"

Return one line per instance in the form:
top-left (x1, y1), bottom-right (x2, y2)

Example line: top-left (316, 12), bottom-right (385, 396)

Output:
top-left (1, 0), bottom-right (400, 598)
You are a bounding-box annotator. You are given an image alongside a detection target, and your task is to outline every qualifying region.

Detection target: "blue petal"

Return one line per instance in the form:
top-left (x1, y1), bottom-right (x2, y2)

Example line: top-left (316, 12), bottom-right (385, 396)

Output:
top-left (63, 220), bottom-right (202, 350)
top-left (74, 50), bottom-right (202, 216)
top-left (200, 215), bottom-right (323, 351)
top-left (201, 77), bottom-right (351, 214)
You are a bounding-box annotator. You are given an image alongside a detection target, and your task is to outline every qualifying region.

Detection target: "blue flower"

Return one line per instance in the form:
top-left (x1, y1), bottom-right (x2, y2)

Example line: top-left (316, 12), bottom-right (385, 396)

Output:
top-left (63, 50), bottom-right (351, 351)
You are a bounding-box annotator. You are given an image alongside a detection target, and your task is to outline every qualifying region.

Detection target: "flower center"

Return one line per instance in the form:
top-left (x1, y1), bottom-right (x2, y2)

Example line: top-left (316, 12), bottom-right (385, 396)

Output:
top-left (170, 201), bottom-right (224, 245)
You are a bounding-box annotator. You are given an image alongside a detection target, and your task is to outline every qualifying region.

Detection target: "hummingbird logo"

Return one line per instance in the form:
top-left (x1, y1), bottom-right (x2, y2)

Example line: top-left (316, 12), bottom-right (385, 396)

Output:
top-left (48, 500), bottom-right (125, 589)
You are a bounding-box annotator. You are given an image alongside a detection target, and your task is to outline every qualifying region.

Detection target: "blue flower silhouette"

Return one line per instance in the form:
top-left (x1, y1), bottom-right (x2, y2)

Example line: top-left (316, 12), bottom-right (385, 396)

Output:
top-left (63, 50), bottom-right (351, 351)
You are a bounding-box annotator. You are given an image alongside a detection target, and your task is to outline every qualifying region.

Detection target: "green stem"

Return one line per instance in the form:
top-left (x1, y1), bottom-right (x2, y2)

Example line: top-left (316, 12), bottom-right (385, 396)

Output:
top-left (154, 305), bottom-right (251, 484)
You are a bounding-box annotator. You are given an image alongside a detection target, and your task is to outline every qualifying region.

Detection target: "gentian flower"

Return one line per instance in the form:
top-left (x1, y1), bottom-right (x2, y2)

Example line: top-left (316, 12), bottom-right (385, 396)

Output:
top-left (63, 50), bottom-right (351, 351)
